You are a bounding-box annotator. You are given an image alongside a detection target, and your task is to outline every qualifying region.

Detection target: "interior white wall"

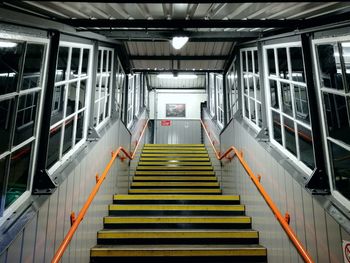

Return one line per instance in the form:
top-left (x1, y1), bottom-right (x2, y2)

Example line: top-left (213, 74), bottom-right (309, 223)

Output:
top-left (149, 89), bottom-right (207, 120)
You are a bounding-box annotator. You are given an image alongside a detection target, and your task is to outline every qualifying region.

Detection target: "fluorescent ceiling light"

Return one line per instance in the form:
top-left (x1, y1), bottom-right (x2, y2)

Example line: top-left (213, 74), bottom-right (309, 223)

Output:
top-left (157, 74), bottom-right (197, 79)
top-left (171, 37), bottom-right (189, 50)
top-left (0, 41), bottom-right (17, 48)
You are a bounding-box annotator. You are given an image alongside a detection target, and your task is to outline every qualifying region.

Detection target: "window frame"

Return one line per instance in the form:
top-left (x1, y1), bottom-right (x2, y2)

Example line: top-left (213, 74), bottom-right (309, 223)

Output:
top-left (240, 47), bottom-right (262, 131)
top-left (226, 61), bottom-right (239, 120)
top-left (312, 36), bottom-right (350, 208)
top-left (47, 41), bottom-right (93, 174)
top-left (0, 34), bottom-right (49, 221)
top-left (115, 56), bottom-right (125, 117)
top-left (215, 74), bottom-right (224, 128)
top-left (263, 42), bottom-right (314, 175)
top-left (127, 74), bottom-right (135, 128)
top-left (208, 73), bottom-right (216, 117)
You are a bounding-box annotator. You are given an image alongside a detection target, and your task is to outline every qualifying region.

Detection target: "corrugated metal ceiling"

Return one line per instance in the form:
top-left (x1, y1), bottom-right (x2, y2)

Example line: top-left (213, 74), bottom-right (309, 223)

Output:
top-left (148, 74), bottom-right (206, 89)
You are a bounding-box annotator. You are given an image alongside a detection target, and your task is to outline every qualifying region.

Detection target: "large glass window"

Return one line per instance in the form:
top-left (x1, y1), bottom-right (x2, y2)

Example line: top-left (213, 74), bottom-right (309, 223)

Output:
top-left (314, 40), bottom-right (350, 204)
top-left (208, 73), bottom-right (216, 116)
top-left (127, 74), bottom-right (134, 127)
top-left (47, 42), bottom-right (92, 171)
top-left (265, 44), bottom-right (314, 172)
top-left (93, 47), bottom-right (113, 129)
top-left (216, 75), bottom-right (224, 127)
top-left (226, 62), bottom-right (239, 120)
top-left (241, 48), bottom-right (262, 129)
top-left (115, 58), bottom-right (125, 117)
top-left (0, 38), bottom-right (47, 215)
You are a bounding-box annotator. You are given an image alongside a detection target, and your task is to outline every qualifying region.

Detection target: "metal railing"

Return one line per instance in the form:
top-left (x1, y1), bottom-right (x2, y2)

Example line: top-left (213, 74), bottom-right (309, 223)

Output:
top-left (200, 120), bottom-right (314, 263)
top-left (51, 119), bottom-right (149, 263)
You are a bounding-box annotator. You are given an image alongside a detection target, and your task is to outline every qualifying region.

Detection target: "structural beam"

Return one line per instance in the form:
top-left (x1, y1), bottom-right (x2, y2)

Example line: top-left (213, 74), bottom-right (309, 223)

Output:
top-left (58, 19), bottom-right (302, 29)
top-left (133, 69), bottom-right (222, 74)
top-left (18, 0), bottom-right (350, 3)
top-left (129, 55), bottom-right (229, 61)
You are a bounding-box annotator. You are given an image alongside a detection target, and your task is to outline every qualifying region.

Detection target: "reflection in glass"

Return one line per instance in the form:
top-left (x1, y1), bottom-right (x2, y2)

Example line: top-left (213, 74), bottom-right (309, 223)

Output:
top-left (294, 85), bottom-right (310, 124)
top-left (323, 92), bottom-right (350, 145)
top-left (242, 51), bottom-right (247, 72)
top-left (0, 41), bottom-right (24, 95)
top-left (243, 73), bottom-right (248, 94)
top-left (272, 111), bottom-right (282, 145)
top-left (22, 44), bottom-right (45, 90)
top-left (298, 125), bottom-right (315, 169)
top-left (254, 50), bottom-right (258, 74)
top-left (248, 74), bottom-right (254, 97)
top-left (108, 51), bottom-right (113, 72)
top-left (105, 95), bottom-right (110, 118)
top-left (290, 47), bottom-right (305, 82)
top-left (55, 46), bottom-right (69, 83)
top-left (103, 50), bottom-right (107, 71)
top-left (51, 85), bottom-right (65, 125)
top-left (66, 82), bottom-right (77, 116)
top-left (248, 51), bottom-right (253, 72)
top-left (99, 97), bottom-right (106, 122)
top-left (330, 141), bottom-right (350, 199)
top-left (281, 82), bottom-right (293, 116)
top-left (5, 143), bottom-right (32, 208)
top-left (277, 48), bottom-right (288, 79)
top-left (13, 93), bottom-right (39, 146)
top-left (0, 157), bottom-right (7, 209)
top-left (244, 95), bottom-right (249, 118)
top-left (267, 49), bottom-right (276, 76)
top-left (0, 99), bottom-right (15, 154)
top-left (257, 103), bottom-right (262, 128)
top-left (317, 44), bottom-right (343, 90)
top-left (76, 112), bottom-right (84, 144)
top-left (63, 118), bottom-right (74, 154)
top-left (341, 43), bottom-right (350, 90)
top-left (79, 80), bottom-right (86, 110)
top-left (270, 80), bottom-right (279, 109)
top-left (250, 99), bottom-right (256, 123)
top-left (47, 126), bottom-right (61, 168)
top-left (70, 48), bottom-right (80, 79)
top-left (81, 49), bottom-right (89, 76)
top-left (93, 101), bottom-right (98, 127)
top-left (283, 116), bottom-right (297, 155)
top-left (255, 76), bottom-right (261, 101)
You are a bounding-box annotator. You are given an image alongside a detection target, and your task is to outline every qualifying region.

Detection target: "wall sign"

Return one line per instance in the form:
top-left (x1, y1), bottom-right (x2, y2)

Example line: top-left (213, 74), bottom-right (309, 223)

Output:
top-left (166, 104), bottom-right (186, 117)
top-left (161, 120), bottom-right (172, 126)
top-left (343, 240), bottom-right (350, 263)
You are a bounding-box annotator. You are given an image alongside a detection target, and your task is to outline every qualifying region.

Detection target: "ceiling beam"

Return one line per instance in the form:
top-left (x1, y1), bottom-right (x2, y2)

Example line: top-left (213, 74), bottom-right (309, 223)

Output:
top-left (130, 55), bottom-right (229, 60)
top-left (17, 0), bottom-right (350, 3)
top-left (133, 69), bottom-right (222, 74)
top-left (58, 19), bottom-right (303, 29)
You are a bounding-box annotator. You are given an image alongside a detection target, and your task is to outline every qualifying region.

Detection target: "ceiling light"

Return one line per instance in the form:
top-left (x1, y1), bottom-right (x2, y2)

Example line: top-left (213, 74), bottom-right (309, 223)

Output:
top-left (157, 73), bottom-right (197, 80)
top-left (171, 37), bottom-right (189, 50)
top-left (0, 41), bottom-right (17, 48)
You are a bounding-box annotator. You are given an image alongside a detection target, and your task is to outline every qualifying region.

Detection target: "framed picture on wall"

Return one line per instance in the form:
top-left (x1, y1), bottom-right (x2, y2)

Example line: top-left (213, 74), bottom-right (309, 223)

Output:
top-left (166, 104), bottom-right (186, 117)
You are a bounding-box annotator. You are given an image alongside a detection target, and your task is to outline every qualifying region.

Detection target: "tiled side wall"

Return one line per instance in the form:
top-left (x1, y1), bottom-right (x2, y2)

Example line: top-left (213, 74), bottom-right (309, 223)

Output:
top-left (207, 117), bottom-right (350, 263)
top-left (0, 119), bottom-right (132, 262)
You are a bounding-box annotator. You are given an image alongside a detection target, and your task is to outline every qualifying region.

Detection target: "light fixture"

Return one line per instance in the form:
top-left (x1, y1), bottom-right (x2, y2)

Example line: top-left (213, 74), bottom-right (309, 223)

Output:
top-left (0, 41), bottom-right (17, 48)
top-left (157, 73), bottom-right (197, 80)
top-left (171, 36), bottom-right (189, 50)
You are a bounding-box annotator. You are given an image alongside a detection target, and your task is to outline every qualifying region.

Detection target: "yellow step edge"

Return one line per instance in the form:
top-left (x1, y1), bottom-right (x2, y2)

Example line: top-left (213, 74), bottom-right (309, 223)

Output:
top-left (140, 158), bottom-right (210, 161)
top-left (142, 150), bottom-right (207, 153)
top-left (132, 176), bottom-right (217, 181)
top-left (145, 144), bottom-right (205, 147)
top-left (91, 246), bottom-right (267, 257)
top-left (97, 230), bottom-right (259, 239)
top-left (109, 204), bottom-right (245, 211)
top-left (114, 195), bottom-right (239, 201)
top-left (129, 189), bottom-right (221, 194)
top-left (104, 216), bottom-right (250, 224)
top-left (143, 147), bottom-right (206, 150)
top-left (138, 162), bottom-right (212, 166)
top-left (135, 171), bottom-right (215, 175)
top-left (137, 166), bottom-right (213, 171)
top-left (130, 182), bottom-right (220, 187)
top-left (141, 154), bottom-right (209, 157)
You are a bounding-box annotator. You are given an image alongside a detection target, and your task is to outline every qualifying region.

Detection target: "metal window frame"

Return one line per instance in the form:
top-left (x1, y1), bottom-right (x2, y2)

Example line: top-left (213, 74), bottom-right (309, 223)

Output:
top-left (127, 74), bottom-right (135, 128)
top-left (312, 35), bottom-right (350, 208)
top-left (215, 74), bottom-right (224, 128)
top-left (263, 42), bottom-right (314, 175)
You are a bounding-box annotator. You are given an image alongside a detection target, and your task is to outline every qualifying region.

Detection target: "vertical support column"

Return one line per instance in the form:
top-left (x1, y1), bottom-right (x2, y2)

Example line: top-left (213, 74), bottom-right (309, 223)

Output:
top-left (32, 30), bottom-right (60, 194)
top-left (301, 33), bottom-right (329, 194)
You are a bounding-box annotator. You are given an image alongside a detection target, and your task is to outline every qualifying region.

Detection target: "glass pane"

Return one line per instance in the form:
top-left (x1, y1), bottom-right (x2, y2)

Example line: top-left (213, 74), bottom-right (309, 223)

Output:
top-left (270, 80), bottom-right (279, 109)
top-left (55, 46), bottom-right (69, 83)
top-left (5, 143), bottom-right (32, 208)
top-left (22, 44), bottom-right (45, 90)
top-left (250, 99), bottom-right (256, 123)
top-left (108, 51), bottom-right (113, 72)
top-left (101, 76), bottom-right (107, 99)
top-left (0, 99), bottom-right (15, 154)
top-left (316, 44), bottom-right (343, 90)
top-left (103, 50), bottom-right (107, 71)
top-left (248, 74), bottom-right (254, 98)
top-left (0, 40), bottom-right (24, 95)
top-left (283, 116), bottom-right (297, 155)
top-left (281, 82), bottom-right (293, 117)
top-left (254, 50), bottom-right (258, 74)
top-left (13, 92), bottom-right (39, 146)
top-left (244, 95), bottom-right (249, 118)
top-left (323, 92), bottom-right (350, 145)
top-left (272, 111), bottom-right (282, 145)
top-left (93, 101), bottom-right (99, 127)
top-left (105, 95), bottom-right (110, 118)
top-left (290, 47), bottom-right (305, 83)
top-left (99, 97), bottom-right (105, 123)
top-left (277, 48), bottom-right (288, 79)
top-left (341, 43), bottom-right (350, 91)
top-left (294, 85), bottom-right (310, 124)
top-left (76, 112), bottom-right (84, 144)
top-left (242, 51), bottom-right (247, 72)
top-left (97, 50), bottom-right (102, 72)
top-left (257, 103), bottom-right (262, 128)
top-left (70, 48), bottom-right (80, 79)
top-left (47, 126), bottom-right (61, 168)
top-left (63, 117), bottom-right (74, 154)
top-left (78, 80), bottom-right (86, 110)
top-left (0, 157), bottom-right (8, 210)
top-left (248, 51), bottom-right (253, 72)
top-left (330, 141), bottom-right (350, 199)
top-left (50, 85), bottom-right (65, 125)
top-left (66, 82), bottom-right (77, 116)
top-left (298, 125), bottom-right (315, 169)
top-left (255, 76), bottom-right (261, 102)
top-left (81, 49), bottom-right (89, 76)
top-left (243, 73), bottom-right (248, 94)
top-left (105, 75), bottom-right (111, 96)
top-left (267, 49), bottom-right (276, 76)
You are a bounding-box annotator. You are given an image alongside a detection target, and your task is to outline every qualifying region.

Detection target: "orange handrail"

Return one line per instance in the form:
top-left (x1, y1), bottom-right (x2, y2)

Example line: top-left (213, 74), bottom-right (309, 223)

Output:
top-left (200, 120), bottom-right (314, 263)
top-left (52, 119), bottom-right (149, 263)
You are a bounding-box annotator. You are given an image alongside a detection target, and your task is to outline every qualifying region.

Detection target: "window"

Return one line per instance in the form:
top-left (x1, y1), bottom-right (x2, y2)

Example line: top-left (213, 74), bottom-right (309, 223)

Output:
top-left (314, 38), bottom-right (350, 206)
top-left (0, 37), bottom-right (48, 216)
top-left (134, 74), bottom-right (141, 116)
top-left (226, 62), bottom-right (239, 119)
top-left (127, 74), bottom-right (134, 127)
top-left (216, 75), bottom-right (224, 127)
top-left (93, 47), bottom-right (114, 129)
top-left (264, 43), bottom-right (314, 172)
top-left (241, 48), bottom-right (262, 130)
top-left (115, 58), bottom-right (125, 116)
top-left (47, 42), bottom-right (92, 172)
top-left (208, 73), bottom-right (216, 116)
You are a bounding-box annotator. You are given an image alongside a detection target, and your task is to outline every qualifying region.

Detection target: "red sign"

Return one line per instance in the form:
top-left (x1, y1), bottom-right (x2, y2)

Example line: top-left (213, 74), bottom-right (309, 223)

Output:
top-left (161, 120), bottom-right (172, 126)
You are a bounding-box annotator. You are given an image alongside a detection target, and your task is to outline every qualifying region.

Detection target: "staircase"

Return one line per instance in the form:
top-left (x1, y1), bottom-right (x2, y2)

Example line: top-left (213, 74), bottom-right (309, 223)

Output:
top-left (90, 144), bottom-right (267, 263)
